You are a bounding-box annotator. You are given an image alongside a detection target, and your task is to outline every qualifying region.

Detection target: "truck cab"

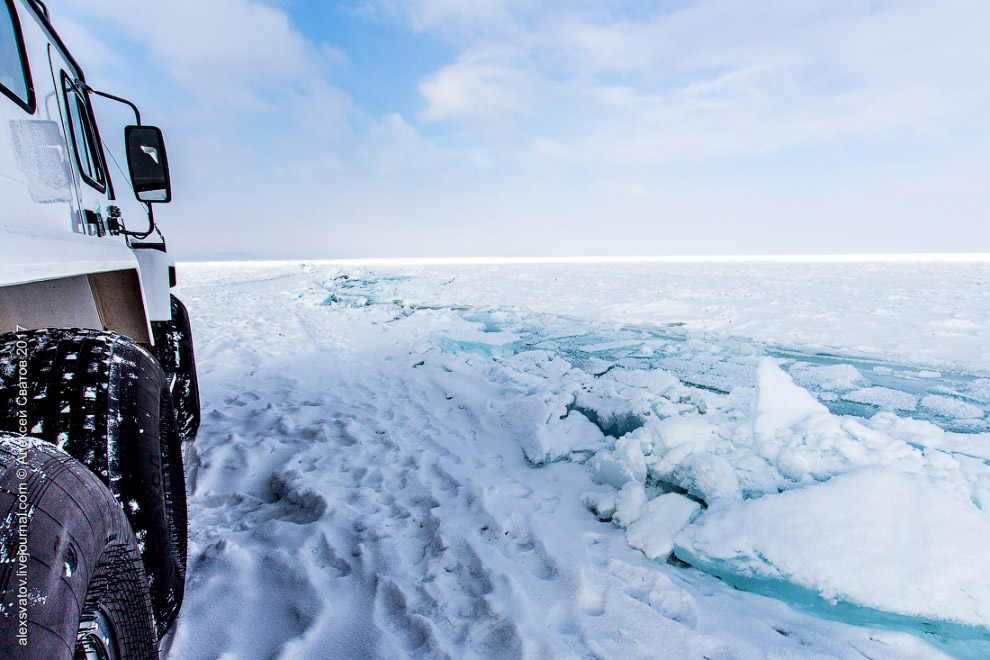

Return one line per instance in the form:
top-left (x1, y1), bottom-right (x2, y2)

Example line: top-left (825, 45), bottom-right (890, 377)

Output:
top-left (1, 0), bottom-right (173, 343)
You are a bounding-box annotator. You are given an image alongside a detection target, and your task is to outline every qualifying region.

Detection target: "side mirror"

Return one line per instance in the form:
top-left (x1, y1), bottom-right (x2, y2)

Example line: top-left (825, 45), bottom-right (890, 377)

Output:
top-left (125, 125), bottom-right (171, 203)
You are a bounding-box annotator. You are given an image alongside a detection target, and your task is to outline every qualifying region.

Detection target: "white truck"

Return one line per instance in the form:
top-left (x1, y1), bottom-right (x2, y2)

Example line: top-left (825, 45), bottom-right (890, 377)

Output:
top-left (0, 1), bottom-right (198, 658)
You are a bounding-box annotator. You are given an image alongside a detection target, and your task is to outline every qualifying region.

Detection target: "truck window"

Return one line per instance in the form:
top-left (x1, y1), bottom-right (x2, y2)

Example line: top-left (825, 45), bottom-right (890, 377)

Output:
top-left (62, 72), bottom-right (107, 192)
top-left (1, 0), bottom-right (35, 112)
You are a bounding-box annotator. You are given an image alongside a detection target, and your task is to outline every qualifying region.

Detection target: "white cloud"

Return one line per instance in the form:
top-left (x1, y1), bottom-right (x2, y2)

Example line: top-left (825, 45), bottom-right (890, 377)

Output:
top-left (546, 65), bottom-right (952, 169)
top-left (419, 48), bottom-right (534, 128)
top-left (408, 0), bottom-right (990, 163)
top-left (58, 0), bottom-right (324, 109)
top-left (371, 0), bottom-right (522, 36)
top-left (553, 18), bottom-right (670, 75)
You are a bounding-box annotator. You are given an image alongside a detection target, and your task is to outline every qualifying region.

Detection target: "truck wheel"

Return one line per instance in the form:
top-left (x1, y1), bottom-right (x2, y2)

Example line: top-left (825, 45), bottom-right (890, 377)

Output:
top-left (159, 391), bottom-right (188, 570)
top-left (0, 329), bottom-right (185, 639)
top-left (0, 436), bottom-right (158, 660)
top-left (152, 295), bottom-right (201, 442)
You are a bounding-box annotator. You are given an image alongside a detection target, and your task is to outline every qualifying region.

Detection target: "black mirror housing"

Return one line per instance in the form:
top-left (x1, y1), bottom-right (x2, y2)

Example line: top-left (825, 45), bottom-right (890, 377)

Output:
top-left (125, 125), bottom-right (171, 203)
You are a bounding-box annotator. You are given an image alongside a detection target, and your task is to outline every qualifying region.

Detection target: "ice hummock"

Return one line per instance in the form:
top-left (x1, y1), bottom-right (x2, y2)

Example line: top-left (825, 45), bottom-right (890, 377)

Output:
top-left (673, 468), bottom-right (990, 659)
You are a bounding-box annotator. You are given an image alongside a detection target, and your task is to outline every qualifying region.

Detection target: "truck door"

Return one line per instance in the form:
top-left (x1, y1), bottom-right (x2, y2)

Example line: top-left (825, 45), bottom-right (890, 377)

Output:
top-left (48, 48), bottom-right (112, 237)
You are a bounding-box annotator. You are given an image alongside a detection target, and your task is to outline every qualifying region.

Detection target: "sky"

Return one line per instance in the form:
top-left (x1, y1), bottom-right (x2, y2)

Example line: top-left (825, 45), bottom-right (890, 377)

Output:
top-left (47, 0), bottom-right (990, 259)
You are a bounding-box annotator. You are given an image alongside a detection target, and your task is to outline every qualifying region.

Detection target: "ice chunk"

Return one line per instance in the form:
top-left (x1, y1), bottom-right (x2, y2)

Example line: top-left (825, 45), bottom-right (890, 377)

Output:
top-left (626, 494), bottom-right (701, 561)
top-left (789, 363), bottom-right (864, 392)
top-left (674, 469), bottom-right (990, 656)
top-left (644, 417), bottom-right (724, 484)
top-left (920, 394), bottom-right (985, 420)
top-left (842, 387), bottom-right (918, 412)
top-left (655, 417), bottom-right (720, 454)
top-left (672, 452), bottom-right (741, 502)
top-left (751, 360), bottom-right (925, 484)
top-left (608, 367), bottom-right (681, 393)
top-left (580, 489), bottom-right (618, 521)
top-left (519, 409), bottom-right (605, 466)
top-left (754, 358), bottom-right (830, 439)
top-left (589, 432), bottom-right (648, 488)
top-left (612, 481), bottom-right (648, 527)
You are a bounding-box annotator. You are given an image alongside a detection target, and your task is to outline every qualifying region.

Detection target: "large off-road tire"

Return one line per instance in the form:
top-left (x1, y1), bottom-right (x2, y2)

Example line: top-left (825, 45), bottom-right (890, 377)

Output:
top-left (0, 435), bottom-right (158, 660)
top-left (0, 329), bottom-right (185, 639)
top-left (152, 295), bottom-right (201, 442)
top-left (159, 392), bottom-right (187, 571)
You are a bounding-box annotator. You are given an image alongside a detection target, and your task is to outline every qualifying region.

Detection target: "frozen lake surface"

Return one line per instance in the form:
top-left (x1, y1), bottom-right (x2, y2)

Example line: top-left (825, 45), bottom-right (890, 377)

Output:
top-left (164, 258), bottom-right (990, 660)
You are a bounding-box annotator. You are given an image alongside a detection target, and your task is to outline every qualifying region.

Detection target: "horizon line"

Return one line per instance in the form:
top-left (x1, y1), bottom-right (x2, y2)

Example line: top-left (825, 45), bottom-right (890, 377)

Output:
top-left (179, 252), bottom-right (990, 266)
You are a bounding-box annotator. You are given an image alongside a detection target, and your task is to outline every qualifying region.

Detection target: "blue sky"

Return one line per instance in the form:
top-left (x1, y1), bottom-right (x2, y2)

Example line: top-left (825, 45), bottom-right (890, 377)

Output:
top-left (49, 0), bottom-right (990, 259)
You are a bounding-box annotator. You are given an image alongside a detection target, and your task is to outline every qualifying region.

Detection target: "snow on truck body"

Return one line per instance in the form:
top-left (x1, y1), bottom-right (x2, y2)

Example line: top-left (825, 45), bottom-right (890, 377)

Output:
top-left (1, 0), bottom-right (174, 345)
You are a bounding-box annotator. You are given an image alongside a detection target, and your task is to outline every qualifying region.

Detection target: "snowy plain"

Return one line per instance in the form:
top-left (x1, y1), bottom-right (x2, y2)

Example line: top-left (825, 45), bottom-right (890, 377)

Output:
top-left (163, 257), bottom-right (990, 660)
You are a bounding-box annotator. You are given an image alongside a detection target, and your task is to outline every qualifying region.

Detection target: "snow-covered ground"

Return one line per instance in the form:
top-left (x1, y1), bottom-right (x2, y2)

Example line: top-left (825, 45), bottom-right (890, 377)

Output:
top-left (163, 258), bottom-right (990, 660)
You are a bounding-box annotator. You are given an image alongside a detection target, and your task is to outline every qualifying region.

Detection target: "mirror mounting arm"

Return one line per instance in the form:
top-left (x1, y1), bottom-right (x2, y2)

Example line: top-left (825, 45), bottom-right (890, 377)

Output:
top-left (75, 81), bottom-right (141, 126)
top-left (120, 202), bottom-right (157, 241)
